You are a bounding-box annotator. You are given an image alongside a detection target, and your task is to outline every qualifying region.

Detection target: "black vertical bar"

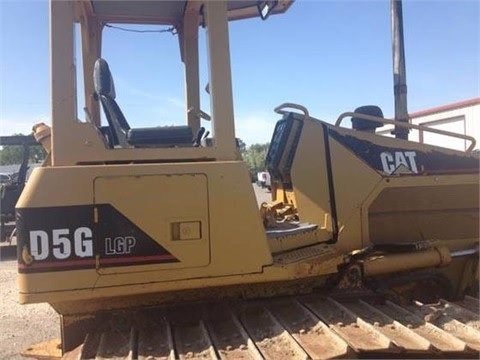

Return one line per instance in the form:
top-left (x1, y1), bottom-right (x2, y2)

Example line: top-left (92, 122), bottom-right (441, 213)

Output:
top-left (322, 125), bottom-right (339, 243)
top-left (391, 0), bottom-right (409, 140)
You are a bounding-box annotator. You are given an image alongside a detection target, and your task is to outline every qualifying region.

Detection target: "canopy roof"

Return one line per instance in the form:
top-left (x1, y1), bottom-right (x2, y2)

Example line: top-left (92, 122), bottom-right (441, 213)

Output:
top-left (81, 0), bottom-right (293, 25)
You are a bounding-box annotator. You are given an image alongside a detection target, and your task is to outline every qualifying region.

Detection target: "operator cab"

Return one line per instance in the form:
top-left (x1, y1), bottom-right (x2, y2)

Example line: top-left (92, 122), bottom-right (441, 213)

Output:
top-left (46, 1), bottom-right (293, 166)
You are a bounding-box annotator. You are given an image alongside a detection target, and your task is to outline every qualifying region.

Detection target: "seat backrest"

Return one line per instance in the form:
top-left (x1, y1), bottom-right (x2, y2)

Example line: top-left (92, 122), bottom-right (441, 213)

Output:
top-left (351, 105), bottom-right (384, 132)
top-left (93, 58), bottom-right (130, 147)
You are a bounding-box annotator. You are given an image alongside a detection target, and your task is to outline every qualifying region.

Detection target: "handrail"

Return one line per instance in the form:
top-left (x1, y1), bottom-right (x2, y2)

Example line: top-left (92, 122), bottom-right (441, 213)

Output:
top-left (336, 112), bottom-right (477, 153)
top-left (274, 103), bottom-right (309, 118)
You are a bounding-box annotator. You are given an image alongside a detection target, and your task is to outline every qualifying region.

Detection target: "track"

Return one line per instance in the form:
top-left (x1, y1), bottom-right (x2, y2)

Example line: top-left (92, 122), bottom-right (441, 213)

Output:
top-left (63, 294), bottom-right (480, 359)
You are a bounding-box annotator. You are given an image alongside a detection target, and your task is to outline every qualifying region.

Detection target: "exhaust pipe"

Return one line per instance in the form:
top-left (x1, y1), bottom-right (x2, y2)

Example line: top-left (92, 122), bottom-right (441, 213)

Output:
top-left (391, 0), bottom-right (409, 140)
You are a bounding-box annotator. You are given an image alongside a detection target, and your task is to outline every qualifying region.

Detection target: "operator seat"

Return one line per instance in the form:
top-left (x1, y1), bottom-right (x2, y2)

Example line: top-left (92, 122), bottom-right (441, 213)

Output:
top-left (351, 105), bottom-right (384, 133)
top-left (93, 58), bottom-right (193, 148)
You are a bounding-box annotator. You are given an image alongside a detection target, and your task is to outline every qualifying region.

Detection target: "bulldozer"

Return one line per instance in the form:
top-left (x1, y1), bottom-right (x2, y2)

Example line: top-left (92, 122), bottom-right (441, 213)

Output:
top-left (17, 0), bottom-right (479, 358)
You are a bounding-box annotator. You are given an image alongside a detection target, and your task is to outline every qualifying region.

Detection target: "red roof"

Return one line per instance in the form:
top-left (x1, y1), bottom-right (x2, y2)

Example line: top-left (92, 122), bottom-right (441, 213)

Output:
top-left (410, 98), bottom-right (480, 118)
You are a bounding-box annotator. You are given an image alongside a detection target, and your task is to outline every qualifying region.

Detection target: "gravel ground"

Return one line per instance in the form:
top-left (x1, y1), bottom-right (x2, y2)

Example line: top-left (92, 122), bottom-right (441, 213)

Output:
top-left (0, 184), bottom-right (272, 359)
top-left (0, 260), bottom-right (60, 359)
top-left (253, 182), bottom-right (272, 204)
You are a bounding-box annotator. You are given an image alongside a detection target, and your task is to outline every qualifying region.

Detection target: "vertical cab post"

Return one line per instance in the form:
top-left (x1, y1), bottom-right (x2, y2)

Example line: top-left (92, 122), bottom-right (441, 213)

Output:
top-left (181, 1), bottom-right (201, 136)
top-left (79, 1), bottom-right (103, 127)
top-left (204, 2), bottom-right (237, 160)
top-left (50, 0), bottom-right (76, 166)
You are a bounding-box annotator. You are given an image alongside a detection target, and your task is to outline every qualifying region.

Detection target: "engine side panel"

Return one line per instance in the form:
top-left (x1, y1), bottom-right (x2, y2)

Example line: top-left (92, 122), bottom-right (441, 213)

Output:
top-left (368, 182), bottom-right (479, 245)
top-left (16, 161), bottom-right (276, 302)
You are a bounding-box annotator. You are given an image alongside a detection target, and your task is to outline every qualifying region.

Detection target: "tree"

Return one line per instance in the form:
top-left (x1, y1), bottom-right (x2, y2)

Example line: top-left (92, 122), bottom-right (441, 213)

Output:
top-left (0, 145), bottom-right (22, 165)
top-left (241, 142), bottom-right (270, 180)
top-left (0, 134), bottom-right (46, 165)
top-left (236, 138), bottom-right (247, 153)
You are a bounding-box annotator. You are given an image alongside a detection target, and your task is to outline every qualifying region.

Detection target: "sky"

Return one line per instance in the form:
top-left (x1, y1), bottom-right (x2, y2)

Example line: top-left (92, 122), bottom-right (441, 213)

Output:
top-left (0, 0), bottom-right (479, 145)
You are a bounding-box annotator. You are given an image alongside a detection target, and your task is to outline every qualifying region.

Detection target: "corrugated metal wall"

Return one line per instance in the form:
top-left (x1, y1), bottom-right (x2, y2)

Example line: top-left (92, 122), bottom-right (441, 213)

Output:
top-left (378, 99), bottom-right (479, 151)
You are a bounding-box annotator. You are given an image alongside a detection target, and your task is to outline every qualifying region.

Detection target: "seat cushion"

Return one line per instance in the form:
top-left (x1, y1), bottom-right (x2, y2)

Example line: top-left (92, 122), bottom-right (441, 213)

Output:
top-left (127, 126), bottom-right (193, 147)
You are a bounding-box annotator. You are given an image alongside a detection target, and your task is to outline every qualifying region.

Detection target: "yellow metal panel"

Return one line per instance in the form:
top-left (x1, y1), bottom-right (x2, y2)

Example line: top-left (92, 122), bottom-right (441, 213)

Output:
top-left (17, 161), bottom-right (279, 302)
top-left (327, 134), bottom-right (382, 250)
top-left (290, 119), bottom-right (332, 242)
top-left (366, 178), bottom-right (479, 245)
top-left (94, 174), bottom-right (210, 272)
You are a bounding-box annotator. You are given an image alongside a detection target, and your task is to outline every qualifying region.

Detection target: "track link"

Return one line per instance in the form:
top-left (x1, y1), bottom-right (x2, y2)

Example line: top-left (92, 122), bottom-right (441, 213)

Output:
top-left (63, 295), bottom-right (480, 359)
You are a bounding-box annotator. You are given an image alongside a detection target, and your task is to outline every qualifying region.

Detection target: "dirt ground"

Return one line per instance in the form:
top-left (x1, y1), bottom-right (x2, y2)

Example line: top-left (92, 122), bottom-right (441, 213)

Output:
top-left (0, 259), bottom-right (60, 360)
top-left (0, 184), bottom-right (272, 359)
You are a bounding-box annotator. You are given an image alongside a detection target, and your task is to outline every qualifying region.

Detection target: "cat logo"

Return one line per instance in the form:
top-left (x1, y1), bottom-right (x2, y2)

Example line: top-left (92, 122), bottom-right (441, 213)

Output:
top-left (380, 151), bottom-right (418, 174)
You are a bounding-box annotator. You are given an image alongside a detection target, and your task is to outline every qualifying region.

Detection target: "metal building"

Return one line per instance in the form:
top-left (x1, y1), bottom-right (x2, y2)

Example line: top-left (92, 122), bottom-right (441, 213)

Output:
top-left (379, 98), bottom-right (480, 151)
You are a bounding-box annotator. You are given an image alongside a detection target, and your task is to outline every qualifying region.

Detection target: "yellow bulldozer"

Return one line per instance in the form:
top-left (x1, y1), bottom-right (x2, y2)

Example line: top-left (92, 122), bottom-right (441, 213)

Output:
top-left (17, 0), bottom-right (479, 358)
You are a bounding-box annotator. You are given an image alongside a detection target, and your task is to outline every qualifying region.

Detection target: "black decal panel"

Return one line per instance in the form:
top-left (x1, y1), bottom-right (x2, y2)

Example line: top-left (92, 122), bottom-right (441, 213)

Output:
top-left (17, 205), bottom-right (178, 273)
top-left (96, 204), bottom-right (178, 268)
top-left (17, 205), bottom-right (95, 273)
top-left (328, 129), bottom-right (479, 175)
